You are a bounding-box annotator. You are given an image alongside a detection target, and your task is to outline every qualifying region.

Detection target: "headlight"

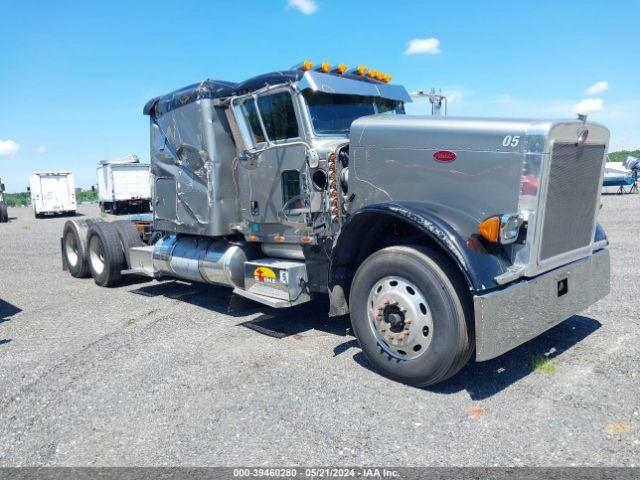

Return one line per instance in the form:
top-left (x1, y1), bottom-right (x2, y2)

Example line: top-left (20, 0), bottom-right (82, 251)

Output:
top-left (499, 213), bottom-right (525, 244)
top-left (478, 213), bottom-right (524, 244)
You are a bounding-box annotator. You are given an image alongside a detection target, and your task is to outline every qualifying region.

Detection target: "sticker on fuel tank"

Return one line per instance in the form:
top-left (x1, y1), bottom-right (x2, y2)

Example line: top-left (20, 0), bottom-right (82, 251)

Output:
top-left (433, 150), bottom-right (457, 162)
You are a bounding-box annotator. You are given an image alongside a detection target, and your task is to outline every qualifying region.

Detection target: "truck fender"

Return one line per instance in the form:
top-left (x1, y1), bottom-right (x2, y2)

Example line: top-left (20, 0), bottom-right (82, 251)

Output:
top-left (328, 202), bottom-right (511, 315)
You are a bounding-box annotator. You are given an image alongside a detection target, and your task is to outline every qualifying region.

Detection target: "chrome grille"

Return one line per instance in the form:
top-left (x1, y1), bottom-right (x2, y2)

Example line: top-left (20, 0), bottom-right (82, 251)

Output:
top-left (539, 143), bottom-right (605, 262)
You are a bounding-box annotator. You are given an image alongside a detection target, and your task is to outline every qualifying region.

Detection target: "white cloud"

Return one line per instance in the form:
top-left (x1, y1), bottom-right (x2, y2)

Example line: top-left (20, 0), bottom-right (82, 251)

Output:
top-left (573, 98), bottom-right (604, 115)
top-left (0, 139), bottom-right (20, 156)
top-left (35, 146), bottom-right (47, 154)
top-left (287, 0), bottom-right (317, 14)
top-left (404, 38), bottom-right (441, 55)
top-left (585, 81), bottom-right (608, 96)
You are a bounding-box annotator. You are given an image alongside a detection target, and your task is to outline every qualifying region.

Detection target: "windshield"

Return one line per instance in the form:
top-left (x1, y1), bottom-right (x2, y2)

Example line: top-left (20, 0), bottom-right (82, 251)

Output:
top-left (303, 92), bottom-right (405, 135)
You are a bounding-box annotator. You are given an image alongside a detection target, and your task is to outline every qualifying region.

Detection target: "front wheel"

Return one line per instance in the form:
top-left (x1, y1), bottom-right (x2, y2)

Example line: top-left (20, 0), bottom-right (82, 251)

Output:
top-left (349, 245), bottom-right (474, 387)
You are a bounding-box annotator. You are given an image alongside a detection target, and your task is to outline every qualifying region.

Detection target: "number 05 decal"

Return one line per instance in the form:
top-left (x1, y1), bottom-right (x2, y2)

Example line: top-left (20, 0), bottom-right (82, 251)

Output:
top-left (502, 135), bottom-right (520, 147)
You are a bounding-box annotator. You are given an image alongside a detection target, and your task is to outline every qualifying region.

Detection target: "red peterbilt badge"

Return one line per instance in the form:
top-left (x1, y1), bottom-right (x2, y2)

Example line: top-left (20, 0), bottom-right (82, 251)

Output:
top-left (433, 150), bottom-right (457, 162)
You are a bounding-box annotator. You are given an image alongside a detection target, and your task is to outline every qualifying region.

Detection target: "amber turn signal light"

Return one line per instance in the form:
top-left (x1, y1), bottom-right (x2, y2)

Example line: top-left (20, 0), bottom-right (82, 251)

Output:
top-left (478, 216), bottom-right (500, 242)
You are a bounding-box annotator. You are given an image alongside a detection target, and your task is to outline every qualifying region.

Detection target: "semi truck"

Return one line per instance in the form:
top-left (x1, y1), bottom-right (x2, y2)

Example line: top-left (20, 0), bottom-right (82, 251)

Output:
top-left (0, 179), bottom-right (8, 223)
top-left (97, 155), bottom-right (152, 214)
top-left (60, 61), bottom-right (611, 386)
top-left (30, 172), bottom-right (76, 218)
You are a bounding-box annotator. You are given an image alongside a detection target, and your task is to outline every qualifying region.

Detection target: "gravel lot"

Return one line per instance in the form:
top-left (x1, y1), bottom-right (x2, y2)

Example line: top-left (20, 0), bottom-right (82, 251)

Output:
top-left (0, 195), bottom-right (638, 467)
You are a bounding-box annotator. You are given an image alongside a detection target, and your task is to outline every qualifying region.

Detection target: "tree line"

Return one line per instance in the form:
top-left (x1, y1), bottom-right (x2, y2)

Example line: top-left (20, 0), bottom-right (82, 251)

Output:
top-left (3, 188), bottom-right (97, 207)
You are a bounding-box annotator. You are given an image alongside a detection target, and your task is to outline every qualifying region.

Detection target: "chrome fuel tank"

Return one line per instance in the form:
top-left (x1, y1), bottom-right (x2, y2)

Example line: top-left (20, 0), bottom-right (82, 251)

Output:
top-left (152, 235), bottom-right (255, 288)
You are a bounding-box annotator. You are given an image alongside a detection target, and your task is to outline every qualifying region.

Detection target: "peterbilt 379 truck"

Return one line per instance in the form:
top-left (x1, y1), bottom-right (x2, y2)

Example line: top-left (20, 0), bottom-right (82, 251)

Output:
top-left (60, 62), bottom-right (610, 386)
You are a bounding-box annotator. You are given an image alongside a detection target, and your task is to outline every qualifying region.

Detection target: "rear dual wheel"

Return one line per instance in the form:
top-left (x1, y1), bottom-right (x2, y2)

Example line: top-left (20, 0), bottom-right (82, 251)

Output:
top-left (349, 245), bottom-right (474, 387)
top-left (62, 219), bottom-right (97, 278)
top-left (87, 222), bottom-right (126, 287)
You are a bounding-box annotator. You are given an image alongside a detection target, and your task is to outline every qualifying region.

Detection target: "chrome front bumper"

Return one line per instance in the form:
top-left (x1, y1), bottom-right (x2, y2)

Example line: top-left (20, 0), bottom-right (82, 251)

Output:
top-left (474, 249), bottom-right (610, 361)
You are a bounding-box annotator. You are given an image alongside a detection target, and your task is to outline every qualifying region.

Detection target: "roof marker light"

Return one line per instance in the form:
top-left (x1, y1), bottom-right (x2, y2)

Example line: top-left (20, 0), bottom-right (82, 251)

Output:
top-left (368, 69), bottom-right (378, 79)
top-left (336, 63), bottom-right (348, 74)
top-left (354, 65), bottom-right (367, 76)
top-left (318, 61), bottom-right (331, 73)
top-left (300, 60), bottom-right (313, 71)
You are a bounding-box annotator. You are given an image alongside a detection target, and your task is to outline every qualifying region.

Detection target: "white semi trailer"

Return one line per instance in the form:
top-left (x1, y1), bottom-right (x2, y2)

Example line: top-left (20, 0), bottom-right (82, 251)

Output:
top-left (97, 155), bottom-right (151, 214)
top-left (29, 172), bottom-right (76, 218)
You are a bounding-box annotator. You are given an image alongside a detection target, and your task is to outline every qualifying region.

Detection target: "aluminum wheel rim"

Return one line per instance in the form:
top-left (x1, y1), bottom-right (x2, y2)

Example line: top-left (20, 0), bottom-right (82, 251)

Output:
top-left (367, 276), bottom-right (433, 360)
top-left (89, 235), bottom-right (105, 275)
top-left (64, 231), bottom-right (79, 267)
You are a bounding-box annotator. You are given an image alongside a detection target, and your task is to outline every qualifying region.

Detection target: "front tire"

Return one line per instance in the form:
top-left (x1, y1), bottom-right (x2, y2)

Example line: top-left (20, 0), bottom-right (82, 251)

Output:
top-left (87, 222), bottom-right (126, 287)
top-left (349, 245), bottom-right (474, 387)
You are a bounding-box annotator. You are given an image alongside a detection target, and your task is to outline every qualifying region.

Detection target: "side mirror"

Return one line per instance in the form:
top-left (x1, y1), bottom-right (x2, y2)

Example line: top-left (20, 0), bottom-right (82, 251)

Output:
top-left (91, 185), bottom-right (96, 192)
top-left (0, 183), bottom-right (4, 191)
top-left (27, 186), bottom-right (31, 192)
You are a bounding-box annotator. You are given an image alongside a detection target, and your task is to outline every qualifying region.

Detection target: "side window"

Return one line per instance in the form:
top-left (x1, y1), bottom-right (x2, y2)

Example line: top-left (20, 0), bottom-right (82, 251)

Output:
top-left (257, 92), bottom-right (299, 141)
top-left (241, 100), bottom-right (265, 143)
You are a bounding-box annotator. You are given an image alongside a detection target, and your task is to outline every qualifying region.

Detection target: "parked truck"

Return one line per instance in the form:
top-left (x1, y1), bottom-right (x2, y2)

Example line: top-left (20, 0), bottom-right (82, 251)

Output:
top-left (97, 155), bottom-right (152, 214)
top-left (0, 179), bottom-right (8, 222)
top-left (30, 172), bottom-right (76, 218)
top-left (60, 61), bottom-right (610, 386)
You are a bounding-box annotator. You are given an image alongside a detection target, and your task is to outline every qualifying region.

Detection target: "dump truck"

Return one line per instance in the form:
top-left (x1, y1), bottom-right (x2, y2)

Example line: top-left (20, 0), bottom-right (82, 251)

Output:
top-left (0, 179), bottom-right (8, 223)
top-left (30, 172), bottom-right (76, 218)
top-left (97, 155), bottom-right (152, 214)
top-left (60, 62), bottom-right (611, 386)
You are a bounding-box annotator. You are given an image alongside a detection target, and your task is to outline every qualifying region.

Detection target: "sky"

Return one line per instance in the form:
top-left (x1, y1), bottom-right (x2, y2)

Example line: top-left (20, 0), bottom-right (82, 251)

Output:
top-left (1, 0), bottom-right (639, 192)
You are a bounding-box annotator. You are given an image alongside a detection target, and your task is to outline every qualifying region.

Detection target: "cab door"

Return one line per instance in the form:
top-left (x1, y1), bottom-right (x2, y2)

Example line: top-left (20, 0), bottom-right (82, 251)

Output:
top-left (234, 90), bottom-right (308, 227)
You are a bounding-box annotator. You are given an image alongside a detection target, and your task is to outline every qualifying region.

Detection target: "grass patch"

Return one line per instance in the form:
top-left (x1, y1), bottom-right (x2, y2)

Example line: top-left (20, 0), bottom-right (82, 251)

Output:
top-left (21, 224), bottom-right (30, 230)
top-left (100, 210), bottom-right (107, 218)
top-left (531, 354), bottom-right (556, 374)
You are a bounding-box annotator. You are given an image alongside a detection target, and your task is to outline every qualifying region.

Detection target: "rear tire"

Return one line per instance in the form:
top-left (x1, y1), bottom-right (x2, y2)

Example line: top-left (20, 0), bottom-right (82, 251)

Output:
top-left (0, 204), bottom-right (8, 222)
top-left (349, 245), bottom-right (474, 387)
top-left (62, 219), bottom-right (94, 278)
top-left (87, 222), bottom-right (126, 287)
top-left (111, 220), bottom-right (144, 268)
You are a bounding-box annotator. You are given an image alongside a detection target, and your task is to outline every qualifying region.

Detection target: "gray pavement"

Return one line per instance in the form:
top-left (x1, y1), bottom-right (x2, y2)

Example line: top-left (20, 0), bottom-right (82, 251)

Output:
top-left (0, 195), bottom-right (638, 466)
